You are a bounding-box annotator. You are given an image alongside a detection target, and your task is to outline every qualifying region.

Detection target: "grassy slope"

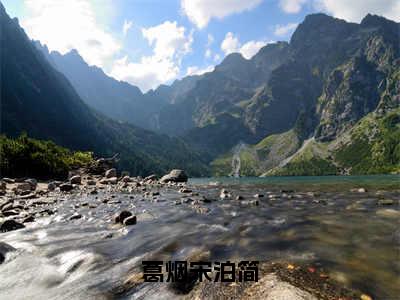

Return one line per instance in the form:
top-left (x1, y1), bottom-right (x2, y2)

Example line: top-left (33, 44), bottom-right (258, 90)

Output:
top-left (211, 130), bottom-right (300, 176)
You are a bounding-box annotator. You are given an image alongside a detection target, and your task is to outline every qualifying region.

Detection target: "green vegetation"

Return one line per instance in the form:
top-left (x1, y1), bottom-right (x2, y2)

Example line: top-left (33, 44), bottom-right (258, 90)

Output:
top-left (335, 111), bottom-right (400, 174)
top-left (271, 158), bottom-right (337, 176)
top-left (0, 134), bottom-right (93, 180)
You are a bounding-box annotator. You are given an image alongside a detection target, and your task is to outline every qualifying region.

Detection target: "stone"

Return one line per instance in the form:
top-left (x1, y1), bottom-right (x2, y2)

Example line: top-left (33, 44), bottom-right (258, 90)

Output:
top-left (47, 182), bottom-right (57, 191)
top-left (123, 215), bottom-right (137, 226)
top-left (254, 194), bottom-right (264, 198)
top-left (179, 188), bottom-right (192, 193)
top-left (144, 174), bottom-right (157, 181)
top-left (16, 182), bottom-right (31, 193)
top-left (2, 209), bottom-right (20, 217)
top-left (376, 209), bottom-right (400, 218)
top-left (0, 181), bottom-right (6, 190)
top-left (0, 220), bottom-right (25, 232)
top-left (160, 169), bottom-right (188, 183)
top-left (99, 178), bottom-right (109, 185)
top-left (235, 195), bottom-right (244, 200)
top-left (377, 199), bottom-right (395, 206)
top-left (69, 213), bottom-right (82, 220)
top-left (2, 178), bottom-right (15, 184)
top-left (121, 176), bottom-right (131, 183)
top-left (87, 180), bottom-right (96, 185)
top-left (105, 168), bottom-right (117, 178)
top-left (24, 178), bottom-right (37, 190)
top-left (108, 177), bottom-right (118, 185)
top-left (90, 189), bottom-right (98, 195)
top-left (114, 210), bottom-right (132, 224)
top-left (70, 175), bottom-right (81, 185)
top-left (22, 215), bottom-right (35, 223)
top-left (60, 183), bottom-right (74, 192)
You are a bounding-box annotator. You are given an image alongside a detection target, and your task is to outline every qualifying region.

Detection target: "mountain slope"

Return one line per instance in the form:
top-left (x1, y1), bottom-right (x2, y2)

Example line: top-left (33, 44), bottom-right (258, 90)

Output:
top-left (0, 3), bottom-right (209, 177)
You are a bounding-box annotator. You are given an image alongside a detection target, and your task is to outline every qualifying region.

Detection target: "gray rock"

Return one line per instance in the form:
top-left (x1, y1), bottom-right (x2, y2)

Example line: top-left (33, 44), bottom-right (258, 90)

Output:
top-left (105, 168), bottom-right (117, 178)
top-left (2, 178), bottom-right (15, 184)
top-left (70, 175), bottom-right (81, 185)
top-left (0, 181), bottom-right (6, 190)
top-left (108, 177), bottom-right (118, 185)
top-left (69, 213), bottom-right (82, 220)
top-left (160, 169), bottom-right (188, 183)
top-left (99, 178), bottom-right (109, 185)
top-left (2, 209), bottom-right (20, 217)
top-left (377, 199), bottom-right (395, 206)
top-left (0, 220), bottom-right (25, 232)
top-left (16, 182), bottom-right (31, 193)
top-left (121, 176), bottom-right (131, 183)
top-left (0, 242), bottom-right (15, 264)
top-left (60, 183), bottom-right (74, 192)
top-left (47, 182), bottom-right (57, 191)
top-left (87, 180), bottom-right (96, 185)
top-left (25, 178), bottom-right (37, 190)
top-left (144, 174), bottom-right (157, 181)
top-left (123, 215), bottom-right (137, 226)
top-left (114, 210), bottom-right (132, 224)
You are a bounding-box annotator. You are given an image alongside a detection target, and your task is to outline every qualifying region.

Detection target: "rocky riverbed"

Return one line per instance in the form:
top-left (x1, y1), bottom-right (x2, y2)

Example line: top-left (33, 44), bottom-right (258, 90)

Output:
top-left (0, 170), bottom-right (399, 299)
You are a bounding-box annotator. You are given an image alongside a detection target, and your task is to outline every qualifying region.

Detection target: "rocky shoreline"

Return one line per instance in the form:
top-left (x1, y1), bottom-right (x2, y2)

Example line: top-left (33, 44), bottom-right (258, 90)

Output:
top-left (1, 163), bottom-right (398, 299)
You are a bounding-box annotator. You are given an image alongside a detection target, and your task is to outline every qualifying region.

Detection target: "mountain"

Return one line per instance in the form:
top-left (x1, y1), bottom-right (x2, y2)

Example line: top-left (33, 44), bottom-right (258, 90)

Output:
top-left (34, 43), bottom-right (169, 130)
top-left (0, 3), bottom-right (209, 177)
top-left (210, 14), bottom-right (399, 176)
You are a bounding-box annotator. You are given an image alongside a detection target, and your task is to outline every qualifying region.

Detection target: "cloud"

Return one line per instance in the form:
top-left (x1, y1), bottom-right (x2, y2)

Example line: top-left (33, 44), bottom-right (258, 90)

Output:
top-left (110, 21), bottom-right (193, 92)
top-left (21, 0), bottom-right (120, 68)
top-left (279, 0), bottom-right (306, 13)
top-left (274, 22), bottom-right (298, 36)
top-left (205, 49), bottom-right (212, 58)
top-left (181, 0), bottom-right (263, 28)
top-left (186, 65), bottom-right (215, 76)
top-left (214, 53), bottom-right (221, 62)
top-left (316, 0), bottom-right (400, 22)
top-left (122, 20), bottom-right (133, 36)
top-left (220, 32), bottom-right (267, 59)
top-left (207, 34), bottom-right (214, 46)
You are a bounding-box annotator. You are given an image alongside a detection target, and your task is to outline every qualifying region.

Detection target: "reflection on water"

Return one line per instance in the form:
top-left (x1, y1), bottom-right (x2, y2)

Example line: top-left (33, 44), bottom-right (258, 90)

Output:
top-left (0, 176), bottom-right (399, 299)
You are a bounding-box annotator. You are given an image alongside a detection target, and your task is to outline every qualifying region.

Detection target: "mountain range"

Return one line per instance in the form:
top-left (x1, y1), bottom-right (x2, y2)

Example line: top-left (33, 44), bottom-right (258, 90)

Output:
top-left (2, 1), bottom-right (399, 177)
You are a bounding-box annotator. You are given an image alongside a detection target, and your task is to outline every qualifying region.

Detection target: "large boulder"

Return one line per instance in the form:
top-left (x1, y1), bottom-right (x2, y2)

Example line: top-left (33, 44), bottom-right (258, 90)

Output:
top-left (160, 169), bottom-right (188, 183)
top-left (24, 178), bottom-right (37, 190)
top-left (105, 168), bottom-right (117, 178)
top-left (114, 210), bottom-right (132, 224)
top-left (70, 175), bottom-right (81, 185)
top-left (0, 220), bottom-right (25, 232)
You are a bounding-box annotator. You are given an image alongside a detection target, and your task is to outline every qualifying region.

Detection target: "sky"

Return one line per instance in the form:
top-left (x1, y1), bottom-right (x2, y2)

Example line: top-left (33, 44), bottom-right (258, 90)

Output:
top-left (2, 0), bottom-right (399, 92)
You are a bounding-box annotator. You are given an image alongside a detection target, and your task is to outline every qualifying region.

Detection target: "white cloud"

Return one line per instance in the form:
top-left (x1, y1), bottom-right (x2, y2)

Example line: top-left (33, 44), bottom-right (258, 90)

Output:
top-left (21, 0), bottom-right (121, 68)
top-left (214, 53), bottom-right (221, 62)
top-left (220, 32), bottom-right (267, 59)
top-left (110, 21), bottom-right (193, 92)
top-left (274, 22), bottom-right (298, 36)
top-left (122, 19), bottom-right (133, 36)
top-left (279, 0), bottom-right (306, 13)
top-left (181, 0), bottom-right (263, 28)
top-left (316, 0), bottom-right (400, 22)
top-left (239, 40), bottom-right (266, 59)
top-left (186, 65), bottom-right (215, 76)
top-left (205, 49), bottom-right (212, 58)
top-left (221, 32), bottom-right (241, 55)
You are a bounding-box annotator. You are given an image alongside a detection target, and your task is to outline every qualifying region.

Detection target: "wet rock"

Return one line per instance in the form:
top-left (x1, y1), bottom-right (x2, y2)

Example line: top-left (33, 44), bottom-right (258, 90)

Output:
top-left (105, 168), bottom-right (117, 178)
top-left (114, 210), bottom-right (132, 224)
top-left (16, 182), bottom-right (31, 193)
top-left (0, 181), bottom-right (6, 190)
top-left (151, 191), bottom-right (160, 196)
top-left (99, 178), bottom-right (109, 185)
top-left (60, 183), bottom-right (74, 192)
top-left (254, 193), bottom-right (264, 198)
top-left (144, 174), bottom-right (157, 181)
top-left (351, 188), bottom-right (366, 193)
top-left (69, 213), bottom-right (82, 220)
top-left (123, 215), bottom-right (137, 226)
top-left (22, 215), bottom-right (35, 223)
top-left (376, 209), bottom-right (400, 218)
top-left (377, 199), bottom-right (395, 206)
top-left (0, 242), bottom-right (15, 264)
top-left (0, 220), bottom-right (25, 232)
top-left (235, 195), bottom-right (244, 200)
top-left (2, 209), bottom-right (20, 217)
top-left (47, 181), bottom-right (57, 191)
top-left (25, 178), bottom-right (37, 190)
top-left (87, 180), bottom-right (96, 186)
top-left (2, 178), bottom-right (15, 184)
top-left (179, 188), bottom-right (192, 193)
top-left (160, 169), bottom-right (188, 183)
top-left (108, 177), bottom-right (118, 185)
top-left (70, 175), bottom-right (81, 185)
top-left (121, 176), bottom-right (131, 183)
top-left (90, 189), bottom-right (98, 195)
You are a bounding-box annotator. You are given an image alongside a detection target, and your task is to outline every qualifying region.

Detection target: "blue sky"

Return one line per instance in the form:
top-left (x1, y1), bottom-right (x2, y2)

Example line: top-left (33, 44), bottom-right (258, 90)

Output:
top-left (2, 0), bottom-right (399, 92)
